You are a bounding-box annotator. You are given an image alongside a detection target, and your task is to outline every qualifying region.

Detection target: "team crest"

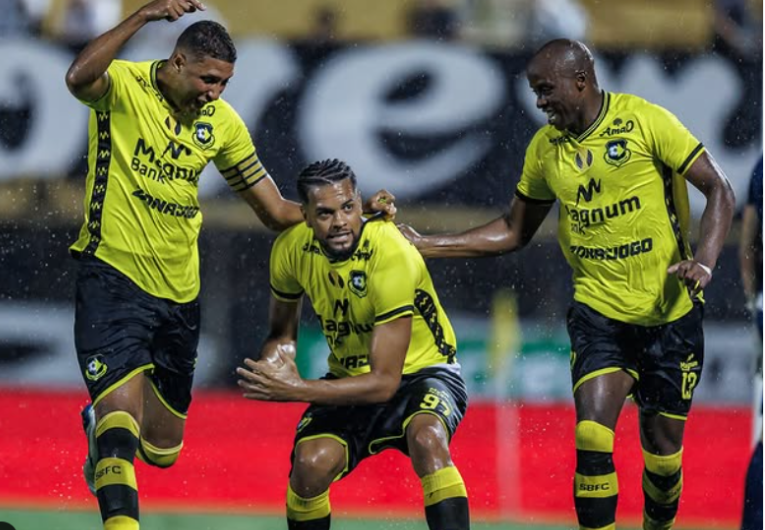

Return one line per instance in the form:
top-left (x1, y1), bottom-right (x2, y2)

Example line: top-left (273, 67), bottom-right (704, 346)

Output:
top-left (604, 139), bottom-right (631, 167)
top-left (348, 271), bottom-right (368, 298)
top-left (85, 354), bottom-right (108, 381)
top-left (192, 122), bottom-right (215, 149)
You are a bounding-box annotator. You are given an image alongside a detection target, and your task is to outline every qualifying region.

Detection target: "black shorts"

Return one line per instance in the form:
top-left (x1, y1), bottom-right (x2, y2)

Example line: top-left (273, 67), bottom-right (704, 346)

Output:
top-left (567, 301), bottom-right (704, 419)
top-left (74, 256), bottom-right (200, 416)
top-left (291, 366), bottom-right (468, 479)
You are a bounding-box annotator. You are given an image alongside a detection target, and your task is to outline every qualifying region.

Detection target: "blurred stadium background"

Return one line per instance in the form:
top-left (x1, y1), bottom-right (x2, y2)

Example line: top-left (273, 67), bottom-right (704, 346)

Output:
top-left (0, 0), bottom-right (762, 528)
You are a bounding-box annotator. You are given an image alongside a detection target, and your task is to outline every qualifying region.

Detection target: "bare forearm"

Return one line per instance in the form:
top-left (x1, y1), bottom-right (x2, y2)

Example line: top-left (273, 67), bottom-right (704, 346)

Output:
top-left (694, 184), bottom-right (735, 269)
top-left (294, 373), bottom-right (400, 406)
top-left (66, 11), bottom-right (148, 89)
top-left (417, 216), bottom-right (521, 259)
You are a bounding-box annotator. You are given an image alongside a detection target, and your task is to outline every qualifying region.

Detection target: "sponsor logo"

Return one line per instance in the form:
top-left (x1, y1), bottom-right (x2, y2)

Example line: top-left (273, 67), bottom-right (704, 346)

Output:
top-left (349, 271), bottom-right (367, 298)
top-left (340, 353), bottom-right (369, 369)
top-left (570, 237), bottom-right (654, 261)
top-left (604, 139), bottom-right (632, 167)
top-left (85, 354), bottom-right (107, 381)
top-left (579, 482), bottom-right (611, 492)
top-left (132, 188), bottom-right (200, 219)
top-left (575, 178), bottom-right (601, 205)
top-left (131, 138), bottom-right (199, 185)
top-left (599, 118), bottom-right (635, 137)
top-left (193, 122), bottom-right (215, 149)
top-left (566, 195), bottom-right (642, 234)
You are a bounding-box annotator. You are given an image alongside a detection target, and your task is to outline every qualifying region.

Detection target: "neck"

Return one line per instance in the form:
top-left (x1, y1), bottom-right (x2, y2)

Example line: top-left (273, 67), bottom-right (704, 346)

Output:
top-left (155, 62), bottom-right (181, 113)
top-left (569, 89), bottom-right (603, 136)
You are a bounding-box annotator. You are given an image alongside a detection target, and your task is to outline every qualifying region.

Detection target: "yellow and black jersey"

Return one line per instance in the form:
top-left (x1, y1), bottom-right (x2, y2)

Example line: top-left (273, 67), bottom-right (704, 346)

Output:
top-left (70, 59), bottom-right (266, 302)
top-left (270, 219), bottom-right (458, 378)
top-left (516, 91), bottom-right (705, 326)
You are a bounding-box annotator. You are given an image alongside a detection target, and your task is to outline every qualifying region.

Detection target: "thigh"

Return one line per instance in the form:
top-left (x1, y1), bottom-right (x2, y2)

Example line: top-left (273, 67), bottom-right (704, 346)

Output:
top-left (74, 258), bottom-right (154, 406)
top-left (291, 403), bottom-right (371, 479)
top-left (567, 302), bottom-right (639, 396)
top-left (368, 367), bottom-right (468, 457)
top-left (636, 303), bottom-right (704, 420)
top-left (147, 297), bottom-right (201, 418)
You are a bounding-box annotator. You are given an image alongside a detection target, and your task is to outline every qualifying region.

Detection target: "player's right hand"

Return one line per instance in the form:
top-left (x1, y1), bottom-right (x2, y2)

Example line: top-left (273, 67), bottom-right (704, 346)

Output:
top-left (139, 0), bottom-right (206, 22)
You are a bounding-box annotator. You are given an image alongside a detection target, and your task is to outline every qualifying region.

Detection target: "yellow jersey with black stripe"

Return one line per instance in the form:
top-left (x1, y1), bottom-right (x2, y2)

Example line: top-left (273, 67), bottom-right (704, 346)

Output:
top-left (270, 219), bottom-right (458, 378)
top-left (516, 92), bottom-right (705, 326)
top-left (70, 59), bottom-right (266, 302)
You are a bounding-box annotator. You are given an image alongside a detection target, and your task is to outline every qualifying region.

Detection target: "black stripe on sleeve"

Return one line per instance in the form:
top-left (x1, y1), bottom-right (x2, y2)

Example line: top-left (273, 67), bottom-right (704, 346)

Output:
top-left (677, 143), bottom-right (704, 175)
top-left (270, 285), bottom-right (303, 301)
top-left (375, 305), bottom-right (414, 323)
top-left (514, 190), bottom-right (556, 204)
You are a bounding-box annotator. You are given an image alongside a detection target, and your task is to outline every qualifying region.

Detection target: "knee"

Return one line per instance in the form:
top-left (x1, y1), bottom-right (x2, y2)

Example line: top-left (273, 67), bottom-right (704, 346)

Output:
top-left (138, 438), bottom-right (184, 468)
top-left (575, 420), bottom-right (615, 453)
top-left (409, 423), bottom-right (450, 458)
top-left (292, 442), bottom-right (346, 488)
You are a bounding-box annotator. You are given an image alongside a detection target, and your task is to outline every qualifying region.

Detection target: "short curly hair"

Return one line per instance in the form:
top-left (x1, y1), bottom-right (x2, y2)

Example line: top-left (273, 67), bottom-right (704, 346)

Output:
top-left (175, 20), bottom-right (237, 63)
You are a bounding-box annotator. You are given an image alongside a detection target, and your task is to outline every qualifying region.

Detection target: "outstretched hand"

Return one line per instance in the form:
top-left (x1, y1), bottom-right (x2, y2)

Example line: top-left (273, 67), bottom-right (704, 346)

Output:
top-left (364, 190), bottom-right (397, 220)
top-left (667, 259), bottom-right (712, 297)
top-left (139, 0), bottom-right (206, 22)
top-left (236, 348), bottom-right (304, 402)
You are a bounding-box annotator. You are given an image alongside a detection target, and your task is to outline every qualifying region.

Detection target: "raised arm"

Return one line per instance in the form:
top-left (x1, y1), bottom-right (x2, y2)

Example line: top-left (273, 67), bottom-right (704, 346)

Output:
top-left (399, 195), bottom-right (553, 258)
top-left (668, 151), bottom-right (735, 293)
top-left (236, 175), bottom-right (397, 233)
top-left (65, 0), bottom-right (205, 101)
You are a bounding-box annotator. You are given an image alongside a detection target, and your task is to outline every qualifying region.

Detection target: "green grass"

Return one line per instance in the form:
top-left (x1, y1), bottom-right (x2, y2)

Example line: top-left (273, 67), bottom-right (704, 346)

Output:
top-left (0, 508), bottom-right (575, 530)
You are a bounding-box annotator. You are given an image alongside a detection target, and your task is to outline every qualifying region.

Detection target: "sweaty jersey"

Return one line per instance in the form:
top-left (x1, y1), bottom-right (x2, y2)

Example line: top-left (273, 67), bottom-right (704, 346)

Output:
top-left (270, 219), bottom-right (458, 378)
top-left (70, 60), bottom-right (266, 302)
top-left (516, 91), bottom-right (705, 326)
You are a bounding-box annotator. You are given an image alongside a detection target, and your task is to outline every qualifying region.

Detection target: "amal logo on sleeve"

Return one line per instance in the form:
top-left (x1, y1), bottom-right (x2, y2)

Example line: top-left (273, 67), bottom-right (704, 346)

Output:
top-left (192, 122), bottom-right (215, 149)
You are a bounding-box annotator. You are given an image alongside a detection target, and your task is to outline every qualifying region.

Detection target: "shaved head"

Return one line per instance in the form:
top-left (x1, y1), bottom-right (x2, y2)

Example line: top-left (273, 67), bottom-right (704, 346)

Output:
top-left (529, 39), bottom-right (597, 85)
top-left (525, 39), bottom-right (603, 133)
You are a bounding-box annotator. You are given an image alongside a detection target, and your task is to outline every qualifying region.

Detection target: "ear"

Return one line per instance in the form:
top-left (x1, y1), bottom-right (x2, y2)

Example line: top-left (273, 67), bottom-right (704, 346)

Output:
top-left (171, 52), bottom-right (186, 72)
top-left (300, 205), bottom-right (309, 224)
top-left (575, 71), bottom-right (587, 90)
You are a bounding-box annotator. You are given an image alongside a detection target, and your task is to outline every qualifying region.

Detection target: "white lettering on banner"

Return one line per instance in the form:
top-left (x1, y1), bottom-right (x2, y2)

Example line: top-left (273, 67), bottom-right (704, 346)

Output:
top-left (0, 39), bottom-right (88, 178)
top-left (0, 39), bottom-right (758, 214)
top-left (516, 54), bottom-right (760, 214)
top-left (298, 42), bottom-right (505, 198)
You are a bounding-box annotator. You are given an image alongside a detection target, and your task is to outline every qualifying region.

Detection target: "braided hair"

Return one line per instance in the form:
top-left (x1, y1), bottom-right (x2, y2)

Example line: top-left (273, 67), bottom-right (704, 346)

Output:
top-left (296, 159), bottom-right (357, 203)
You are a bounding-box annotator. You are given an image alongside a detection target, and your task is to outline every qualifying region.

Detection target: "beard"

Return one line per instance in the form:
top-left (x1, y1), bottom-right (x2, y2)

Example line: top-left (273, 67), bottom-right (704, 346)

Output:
top-left (320, 236), bottom-right (359, 262)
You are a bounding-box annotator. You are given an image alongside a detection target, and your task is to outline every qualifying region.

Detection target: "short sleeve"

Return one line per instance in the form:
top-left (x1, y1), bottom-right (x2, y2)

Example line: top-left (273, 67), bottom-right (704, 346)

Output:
top-left (213, 105), bottom-right (257, 172)
top-left (78, 60), bottom-right (130, 112)
top-left (515, 130), bottom-right (556, 202)
top-left (368, 227), bottom-right (417, 324)
top-left (643, 102), bottom-right (704, 175)
top-left (269, 230), bottom-right (304, 301)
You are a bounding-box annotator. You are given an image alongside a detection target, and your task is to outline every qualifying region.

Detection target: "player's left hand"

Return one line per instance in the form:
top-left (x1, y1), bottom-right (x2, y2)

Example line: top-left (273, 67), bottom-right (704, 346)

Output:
top-left (363, 190), bottom-right (397, 220)
top-left (236, 350), bottom-right (303, 402)
top-left (667, 259), bottom-right (713, 297)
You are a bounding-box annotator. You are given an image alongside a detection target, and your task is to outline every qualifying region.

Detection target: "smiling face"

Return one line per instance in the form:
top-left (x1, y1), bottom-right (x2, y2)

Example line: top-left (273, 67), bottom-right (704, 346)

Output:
top-left (165, 52), bottom-right (234, 118)
top-left (526, 58), bottom-right (585, 132)
top-left (302, 178), bottom-right (363, 261)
